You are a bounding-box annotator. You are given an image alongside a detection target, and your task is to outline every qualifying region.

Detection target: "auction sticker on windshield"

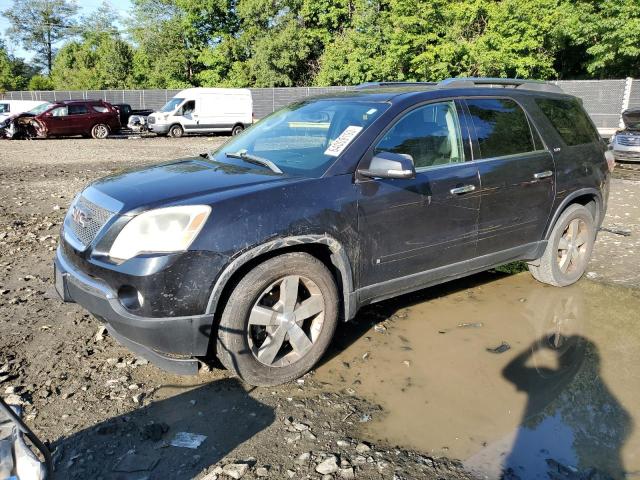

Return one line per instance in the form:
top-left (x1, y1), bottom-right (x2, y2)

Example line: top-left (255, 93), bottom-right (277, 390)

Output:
top-left (324, 126), bottom-right (363, 157)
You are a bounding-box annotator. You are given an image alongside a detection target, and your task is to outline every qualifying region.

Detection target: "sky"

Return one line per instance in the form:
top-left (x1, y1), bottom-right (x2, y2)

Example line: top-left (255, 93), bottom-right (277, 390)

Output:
top-left (0, 0), bottom-right (132, 60)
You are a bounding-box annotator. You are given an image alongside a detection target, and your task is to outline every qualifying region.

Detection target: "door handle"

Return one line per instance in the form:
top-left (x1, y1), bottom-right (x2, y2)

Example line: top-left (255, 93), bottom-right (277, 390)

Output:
top-left (533, 170), bottom-right (553, 179)
top-left (450, 185), bottom-right (476, 195)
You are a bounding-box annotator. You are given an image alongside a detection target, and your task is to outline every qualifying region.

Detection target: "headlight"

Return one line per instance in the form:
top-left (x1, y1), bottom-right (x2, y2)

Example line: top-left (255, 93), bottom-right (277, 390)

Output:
top-left (109, 205), bottom-right (211, 261)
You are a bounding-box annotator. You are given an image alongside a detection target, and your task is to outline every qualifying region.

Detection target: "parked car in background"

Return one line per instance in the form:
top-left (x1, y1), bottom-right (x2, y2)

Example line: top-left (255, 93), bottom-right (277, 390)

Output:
top-left (113, 103), bottom-right (154, 127)
top-left (55, 78), bottom-right (612, 386)
top-left (33, 99), bottom-right (120, 139)
top-left (0, 100), bottom-right (50, 123)
top-left (610, 109), bottom-right (640, 162)
top-left (147, 88), bottom-right (253, 138)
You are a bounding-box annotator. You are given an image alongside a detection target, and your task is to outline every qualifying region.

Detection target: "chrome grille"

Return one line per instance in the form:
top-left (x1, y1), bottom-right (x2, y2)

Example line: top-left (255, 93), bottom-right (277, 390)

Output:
top-left (617, 134), bottom-right (640, 146)
top-left (66, 196), bottom-right (114, 247)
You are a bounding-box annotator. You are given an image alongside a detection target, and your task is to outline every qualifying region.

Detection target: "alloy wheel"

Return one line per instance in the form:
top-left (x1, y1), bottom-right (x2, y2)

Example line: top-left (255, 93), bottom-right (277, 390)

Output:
top-left (93, 124), bottom-right (109, 139)
top-left (247, 275), bottom-right (325, 367)
top-left (556, 218), bottom-right (588, 274)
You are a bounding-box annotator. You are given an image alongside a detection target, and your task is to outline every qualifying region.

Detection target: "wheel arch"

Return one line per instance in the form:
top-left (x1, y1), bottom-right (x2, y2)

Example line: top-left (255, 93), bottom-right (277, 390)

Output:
top-left (206, 235), bottom-right (356, 325)
top-left (544, 188), bottom-right (602, 240)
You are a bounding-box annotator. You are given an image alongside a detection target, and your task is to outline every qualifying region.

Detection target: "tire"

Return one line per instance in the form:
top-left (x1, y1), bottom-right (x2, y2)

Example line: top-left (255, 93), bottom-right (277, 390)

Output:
top-left (91, 123), bottom-right (110, 139)
top-left (528, 204), bottom-right (596, 287)
top-left (231, 124), bottom-right (244, 136)
top-left (217, 252), bottom-right (338, 386)
top-left (168, 124), bottom-right (184, 138)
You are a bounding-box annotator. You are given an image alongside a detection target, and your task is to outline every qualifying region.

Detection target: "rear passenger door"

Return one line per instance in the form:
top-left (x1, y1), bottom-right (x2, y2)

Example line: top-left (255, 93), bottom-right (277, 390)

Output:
top-left (464, 97), bottom-right (555, 256)
top-left (66, 103), bottom-right (91, 135)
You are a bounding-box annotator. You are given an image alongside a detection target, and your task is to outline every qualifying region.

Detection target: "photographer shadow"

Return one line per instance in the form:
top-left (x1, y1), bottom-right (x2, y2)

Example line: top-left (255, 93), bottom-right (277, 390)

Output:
top-left (500, 335), bottom-right (632, 479)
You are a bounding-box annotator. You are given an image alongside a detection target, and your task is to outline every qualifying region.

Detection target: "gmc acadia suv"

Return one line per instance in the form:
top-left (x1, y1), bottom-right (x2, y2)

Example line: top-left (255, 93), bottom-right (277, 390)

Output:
top-left (54, 78), bottom-right (613, 386)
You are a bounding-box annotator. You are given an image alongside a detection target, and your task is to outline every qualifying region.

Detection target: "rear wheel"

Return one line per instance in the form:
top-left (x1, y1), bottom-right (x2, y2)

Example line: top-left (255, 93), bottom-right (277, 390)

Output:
top-left (528, 204), bottom-right (596, 286)
top-left (168, 124), bottom-right (184, 138)
top-left (217, 252), bottom-right (338, 386)
top-left (91, 123), bottom-right (110, 139)
top-left (231, 124), bottom-right (244, 136)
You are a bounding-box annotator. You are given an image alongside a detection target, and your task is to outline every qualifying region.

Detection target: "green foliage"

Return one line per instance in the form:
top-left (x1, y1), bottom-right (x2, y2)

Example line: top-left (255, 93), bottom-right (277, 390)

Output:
top-left (3, 0), bottom-right (640, 90)
top-left (27, 74), bottom-right (53, 90)
top-left (51, 31), bottom-right (133, 89)
top-left (2, 0), bottom-right (79, 73)
top-left (0, 40), bottom-right (34, 91)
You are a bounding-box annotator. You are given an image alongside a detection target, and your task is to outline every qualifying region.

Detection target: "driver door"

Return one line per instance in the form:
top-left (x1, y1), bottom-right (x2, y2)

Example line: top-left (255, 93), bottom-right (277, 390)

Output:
top-left (357, 100), bottom-right (481, 295)
top-left (43, 106), bottom-right (69, 136)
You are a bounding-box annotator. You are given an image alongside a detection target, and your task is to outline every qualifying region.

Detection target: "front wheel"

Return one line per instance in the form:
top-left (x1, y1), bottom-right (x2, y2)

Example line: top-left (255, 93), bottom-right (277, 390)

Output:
top-left (91, 123), bottom-right (110, 139)
top-left (528, 204), bottom-right (596, 287)
top-left (216, 252), bottom-right (338, 386)
top-left (168, 124), bottom-right (184, 138)
top-left (231, 124), bottom-right (244, 136)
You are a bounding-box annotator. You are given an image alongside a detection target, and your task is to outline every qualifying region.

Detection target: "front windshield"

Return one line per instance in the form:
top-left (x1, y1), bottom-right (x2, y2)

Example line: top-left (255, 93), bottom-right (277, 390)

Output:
top-left (27, 103), bottom-right (52, 115)
top-left (214, 99), bottom-right (388, 176)
top-left (161, 97), bottom-right (184, 113)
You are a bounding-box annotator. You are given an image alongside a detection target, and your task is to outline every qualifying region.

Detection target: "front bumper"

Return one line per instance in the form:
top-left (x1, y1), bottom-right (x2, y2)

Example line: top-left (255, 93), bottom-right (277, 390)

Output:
top-left (54, 247), bottom-right (214, 375)
top-left (148, 123), bottom-right (170, 135)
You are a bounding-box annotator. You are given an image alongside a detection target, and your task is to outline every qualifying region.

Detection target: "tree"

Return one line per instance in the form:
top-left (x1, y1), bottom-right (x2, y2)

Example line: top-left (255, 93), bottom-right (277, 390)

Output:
top-left (0, 39), bottom-right (33, 91)
top-left (51, 32), bottom-right (134, 89)
top-left (128, 0), bottom-right (238, 88)
top-left (2, 0), bottom-right (79, 74)
top-left (571, 0), bottom-right (640, 78)
top-left (27, 73), bottom-right (53, 90)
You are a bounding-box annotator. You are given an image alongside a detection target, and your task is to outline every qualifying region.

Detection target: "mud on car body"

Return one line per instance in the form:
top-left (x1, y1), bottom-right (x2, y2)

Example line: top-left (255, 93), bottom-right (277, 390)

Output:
top-left (54, 78), bottom-right (612, 386)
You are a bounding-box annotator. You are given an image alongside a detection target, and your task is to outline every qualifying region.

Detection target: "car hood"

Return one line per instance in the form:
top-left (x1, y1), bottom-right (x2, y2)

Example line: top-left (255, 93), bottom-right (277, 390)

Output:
top-left (622, 109), bottom-right (640, 130)
top-left (84, 157), bottom-right (299, 213)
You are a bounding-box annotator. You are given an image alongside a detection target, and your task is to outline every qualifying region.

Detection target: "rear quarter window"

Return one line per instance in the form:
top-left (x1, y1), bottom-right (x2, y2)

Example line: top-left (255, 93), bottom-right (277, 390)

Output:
top-left (536, 98), bottom-right (599, 146)
top-left (466, 98), bottom-right (539, 159)
top-left (92, 105), bottom-right (109, 113)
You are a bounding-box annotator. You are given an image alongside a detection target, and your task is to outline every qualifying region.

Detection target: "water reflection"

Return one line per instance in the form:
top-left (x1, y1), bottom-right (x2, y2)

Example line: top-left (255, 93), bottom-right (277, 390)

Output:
top-left (501, 336), bottom-right (631, 479)
top-left (316, 274), bottom-right (640, 479)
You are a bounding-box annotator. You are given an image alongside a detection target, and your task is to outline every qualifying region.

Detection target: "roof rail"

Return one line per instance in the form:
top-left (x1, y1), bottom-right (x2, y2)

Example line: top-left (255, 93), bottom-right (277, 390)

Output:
top-left (438, 77), bottom-right (563, 94)
top-left (354, 81), bottom-right (437, 90)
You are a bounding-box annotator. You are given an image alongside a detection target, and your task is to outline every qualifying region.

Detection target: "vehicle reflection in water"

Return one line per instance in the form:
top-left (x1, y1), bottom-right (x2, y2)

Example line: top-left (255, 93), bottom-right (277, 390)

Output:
top-left (316, 273), bottom-right (640, 479)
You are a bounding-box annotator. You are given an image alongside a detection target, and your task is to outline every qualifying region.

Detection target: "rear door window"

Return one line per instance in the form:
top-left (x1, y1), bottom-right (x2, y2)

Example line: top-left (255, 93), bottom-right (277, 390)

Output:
top-left (375, 101), bottom-right (465, 170)
top-left (466, 98), bottom-right (538, 159)
top-left (536, 98), bottom-right (599, 146)
top-left (68, 104), bottom-right (88, 115)
top-left (0, 104), bottom-right (9, 113)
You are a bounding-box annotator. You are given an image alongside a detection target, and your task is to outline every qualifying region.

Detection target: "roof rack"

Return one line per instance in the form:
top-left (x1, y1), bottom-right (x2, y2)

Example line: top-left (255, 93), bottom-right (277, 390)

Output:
top-left (437, 77), bottom-right (563, 93)
top-left (354, 81), bottom-right (437, 90)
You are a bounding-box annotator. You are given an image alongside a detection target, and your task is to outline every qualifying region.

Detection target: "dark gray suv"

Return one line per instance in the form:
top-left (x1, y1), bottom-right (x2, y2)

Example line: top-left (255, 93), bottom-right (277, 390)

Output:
top-left (54, 78), bottom-right (613, 386)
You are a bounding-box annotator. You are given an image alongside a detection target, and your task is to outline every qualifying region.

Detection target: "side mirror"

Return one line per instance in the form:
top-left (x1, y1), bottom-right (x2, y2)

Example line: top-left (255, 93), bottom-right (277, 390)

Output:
top-left (359, 151), bottom-right (416, 180)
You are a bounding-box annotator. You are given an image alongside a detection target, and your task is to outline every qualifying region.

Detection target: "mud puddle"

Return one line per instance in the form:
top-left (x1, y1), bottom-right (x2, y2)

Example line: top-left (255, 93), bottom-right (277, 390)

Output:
top-left (317, 273), bottom-right (640, 479)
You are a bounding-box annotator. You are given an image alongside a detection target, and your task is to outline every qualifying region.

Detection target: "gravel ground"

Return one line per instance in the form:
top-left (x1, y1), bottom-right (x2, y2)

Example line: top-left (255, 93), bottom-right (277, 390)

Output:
top-left (0, 137), bottom-right (638, 480)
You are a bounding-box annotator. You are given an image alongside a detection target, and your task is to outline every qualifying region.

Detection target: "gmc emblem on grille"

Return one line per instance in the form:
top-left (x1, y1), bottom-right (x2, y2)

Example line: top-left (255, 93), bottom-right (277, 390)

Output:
top-left (71, 206), bottom-right (90, 228)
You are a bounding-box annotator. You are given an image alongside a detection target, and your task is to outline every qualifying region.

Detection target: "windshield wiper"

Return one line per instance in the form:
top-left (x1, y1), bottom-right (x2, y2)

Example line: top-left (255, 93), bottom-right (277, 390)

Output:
top-left (225, 150), bottom-right (283, 174)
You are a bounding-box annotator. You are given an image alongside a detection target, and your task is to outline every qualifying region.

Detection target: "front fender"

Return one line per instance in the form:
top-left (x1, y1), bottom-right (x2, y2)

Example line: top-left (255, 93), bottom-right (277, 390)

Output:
top-left (205, 234), bottom-right (357, 321)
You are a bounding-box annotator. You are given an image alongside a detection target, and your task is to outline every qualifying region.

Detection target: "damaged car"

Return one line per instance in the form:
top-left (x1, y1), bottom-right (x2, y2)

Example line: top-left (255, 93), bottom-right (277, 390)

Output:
top-left (0, 103), bottom-right (50, 139)
top-left (1, 100), bottom-right (120, 140)
top-left (0, 396), bottom-right (51, 480)
top-left (610, 108), bottom-right (640, 162)
top-left (54, 78), bottom-right (611, 386)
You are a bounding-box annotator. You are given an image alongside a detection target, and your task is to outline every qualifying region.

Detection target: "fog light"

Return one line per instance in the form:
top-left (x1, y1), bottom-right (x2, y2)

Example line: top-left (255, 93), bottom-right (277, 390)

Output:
top-left (118, 285), bottom-right (143, 311)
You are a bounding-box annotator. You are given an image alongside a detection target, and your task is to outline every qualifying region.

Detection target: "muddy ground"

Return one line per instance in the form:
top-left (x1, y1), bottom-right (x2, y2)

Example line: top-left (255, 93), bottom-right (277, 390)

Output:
top-left (0, 137), bottom-right (639, 480)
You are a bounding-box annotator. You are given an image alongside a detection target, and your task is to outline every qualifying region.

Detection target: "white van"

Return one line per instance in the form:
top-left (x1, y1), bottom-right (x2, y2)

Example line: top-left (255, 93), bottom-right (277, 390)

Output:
top-left (147, 88), bottom-right (253, 138)
top-left (0, 100), bottom-right (50, 123)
